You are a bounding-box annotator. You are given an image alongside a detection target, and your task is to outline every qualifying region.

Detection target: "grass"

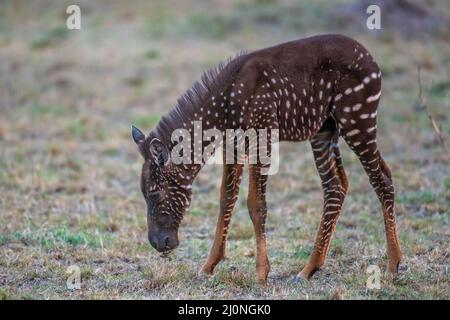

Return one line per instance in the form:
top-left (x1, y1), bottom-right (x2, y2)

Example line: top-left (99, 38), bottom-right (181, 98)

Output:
top-left (131, 114), bottom-right (161, 129)
top-left (31, 26), bottom-right (69, 49)
top-left (1, 227), bottom-right (106, 248)
top-left (0, 0), bottom-right (449, 300)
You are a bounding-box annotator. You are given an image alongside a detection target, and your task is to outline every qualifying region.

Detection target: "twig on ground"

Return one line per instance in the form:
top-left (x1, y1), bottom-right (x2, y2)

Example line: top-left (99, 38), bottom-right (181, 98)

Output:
top-left (416, 66), bottom-right (448, 155)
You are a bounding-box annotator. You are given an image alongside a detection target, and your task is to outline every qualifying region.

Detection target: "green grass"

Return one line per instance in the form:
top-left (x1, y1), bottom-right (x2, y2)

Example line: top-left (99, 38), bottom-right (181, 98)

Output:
top-left (1, 227), bottom-right (109, 248)
top-left (67, 118), bottom-right (87, 138)
top-left (293, 247), bottom-right (310, 260)
top-left (131, 114), bottom-right (161, 129)
top-left (180, 13), bottom-right (233, 40)
top-left (31, 26), bottom-right (69, 49)
top-left (30, 105), bottom-right (69, 118)
top-left (143, 49), bottom-right (160, 60)
top-left (0, 0), bottom-right (449, 300)
top-left (397, 190), bottom-right (436, 205)
top-left (445, 178), bottom-right (450, 190)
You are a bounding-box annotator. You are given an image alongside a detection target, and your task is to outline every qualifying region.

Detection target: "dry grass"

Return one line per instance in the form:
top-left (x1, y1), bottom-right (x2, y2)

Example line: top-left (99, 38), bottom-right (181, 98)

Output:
top-left (0, 0), bottom-right (449, 299)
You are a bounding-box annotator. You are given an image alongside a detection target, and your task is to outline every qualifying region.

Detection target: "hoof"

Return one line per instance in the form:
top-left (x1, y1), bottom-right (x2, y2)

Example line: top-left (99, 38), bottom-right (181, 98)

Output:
top-left (385, 269), bottom-right (399, 279)
top-left (201, 263), bottom-right (216, 275)
top-left (386, 260), bottom-right (402, 275)
top-left (198, 268), bottom-right (214, 279)
top-left (258, 279), bottom-right (268, 287)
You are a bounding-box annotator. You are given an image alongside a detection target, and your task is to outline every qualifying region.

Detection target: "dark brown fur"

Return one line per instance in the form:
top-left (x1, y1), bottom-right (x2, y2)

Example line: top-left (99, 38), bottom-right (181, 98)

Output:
top-left (132, 34), bottom-right (402, 284)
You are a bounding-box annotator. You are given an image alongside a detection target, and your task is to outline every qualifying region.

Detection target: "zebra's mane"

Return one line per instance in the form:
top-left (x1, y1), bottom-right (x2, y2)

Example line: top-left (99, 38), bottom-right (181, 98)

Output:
top-left (153, 52), bottom-right (249, 147)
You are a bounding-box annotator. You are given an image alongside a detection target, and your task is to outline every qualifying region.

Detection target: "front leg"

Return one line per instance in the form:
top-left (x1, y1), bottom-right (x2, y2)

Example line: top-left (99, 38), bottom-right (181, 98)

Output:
top-left (202, 163), bottom-right (243, 274)
top-left (247, 164), bottom-right (270, 285)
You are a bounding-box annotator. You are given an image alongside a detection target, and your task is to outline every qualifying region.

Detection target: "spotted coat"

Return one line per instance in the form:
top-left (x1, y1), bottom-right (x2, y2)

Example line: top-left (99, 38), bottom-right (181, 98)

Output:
top-left (133, 34), bottom-right (402, 284)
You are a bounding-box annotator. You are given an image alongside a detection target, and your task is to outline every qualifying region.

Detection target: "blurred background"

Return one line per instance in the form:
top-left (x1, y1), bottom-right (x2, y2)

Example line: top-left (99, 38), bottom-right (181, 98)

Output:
top-left (0, 0), bottom-right (449, 299)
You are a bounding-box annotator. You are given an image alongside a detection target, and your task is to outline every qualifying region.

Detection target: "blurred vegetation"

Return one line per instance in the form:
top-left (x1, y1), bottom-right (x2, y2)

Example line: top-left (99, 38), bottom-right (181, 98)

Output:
top-left (0, 0), bottom-right (448, 299)
top-left (31, 26), bottom-right (70, 49)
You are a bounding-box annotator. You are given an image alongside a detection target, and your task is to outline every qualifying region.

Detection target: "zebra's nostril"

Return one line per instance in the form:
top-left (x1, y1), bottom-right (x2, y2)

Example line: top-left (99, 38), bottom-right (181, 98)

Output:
top-left (164, 236), bottom-right (169, 247)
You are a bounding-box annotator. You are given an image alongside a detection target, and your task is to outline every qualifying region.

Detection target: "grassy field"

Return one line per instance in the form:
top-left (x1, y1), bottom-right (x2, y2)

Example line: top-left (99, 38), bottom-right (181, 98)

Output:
top-left (0, 0), bottom-right (449, 299)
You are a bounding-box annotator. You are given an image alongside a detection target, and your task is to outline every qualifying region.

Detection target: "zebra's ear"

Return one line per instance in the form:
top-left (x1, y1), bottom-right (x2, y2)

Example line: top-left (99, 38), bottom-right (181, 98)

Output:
top-left (149, 138), bottom-right (170, 167)
top-left (132, 125), bottom-right (145, 144)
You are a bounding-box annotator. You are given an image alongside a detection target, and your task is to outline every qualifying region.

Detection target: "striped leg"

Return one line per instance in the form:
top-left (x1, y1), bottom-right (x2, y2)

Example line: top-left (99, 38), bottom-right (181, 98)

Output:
top-left (343, 132), bottom-right (402, 274)
top-left (378, 156), bottom-right (402, 273)
top-left (299, 125), bottom-right (348, 279)
top-left (202, 162), bottom-right (243, 274)
top-left (247, 163), bottom-right (270, 285)
top-left (331, 69), bottom-right (402, 274)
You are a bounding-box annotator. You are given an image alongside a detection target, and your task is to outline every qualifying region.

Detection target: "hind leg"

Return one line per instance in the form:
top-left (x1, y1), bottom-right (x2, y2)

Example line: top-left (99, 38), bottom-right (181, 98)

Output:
top-left (337, 110), bottom-right (402, 274)
top-left (299, 119), bottom-right (349, 279)
top-left (378, 156), bottom-right (402, 273)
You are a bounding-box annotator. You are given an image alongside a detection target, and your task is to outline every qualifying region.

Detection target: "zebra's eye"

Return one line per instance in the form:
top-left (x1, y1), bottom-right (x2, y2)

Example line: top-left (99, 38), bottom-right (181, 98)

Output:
top-left (148, 191), bottom-right (161, 202)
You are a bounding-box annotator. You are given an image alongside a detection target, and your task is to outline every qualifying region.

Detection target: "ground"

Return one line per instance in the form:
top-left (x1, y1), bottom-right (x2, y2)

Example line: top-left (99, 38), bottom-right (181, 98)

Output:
top-left (0, 0), bottom-right (449, 299)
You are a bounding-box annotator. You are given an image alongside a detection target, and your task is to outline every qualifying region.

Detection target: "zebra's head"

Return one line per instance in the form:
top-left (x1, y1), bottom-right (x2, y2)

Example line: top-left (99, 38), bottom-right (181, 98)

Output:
top-left (132, 126), bottom-right (194, 253)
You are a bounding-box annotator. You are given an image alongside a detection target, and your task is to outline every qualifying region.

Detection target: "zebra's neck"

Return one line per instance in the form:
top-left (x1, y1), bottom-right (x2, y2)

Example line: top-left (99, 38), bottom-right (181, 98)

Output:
top-left (153, 53), bottom-right (249, 166)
